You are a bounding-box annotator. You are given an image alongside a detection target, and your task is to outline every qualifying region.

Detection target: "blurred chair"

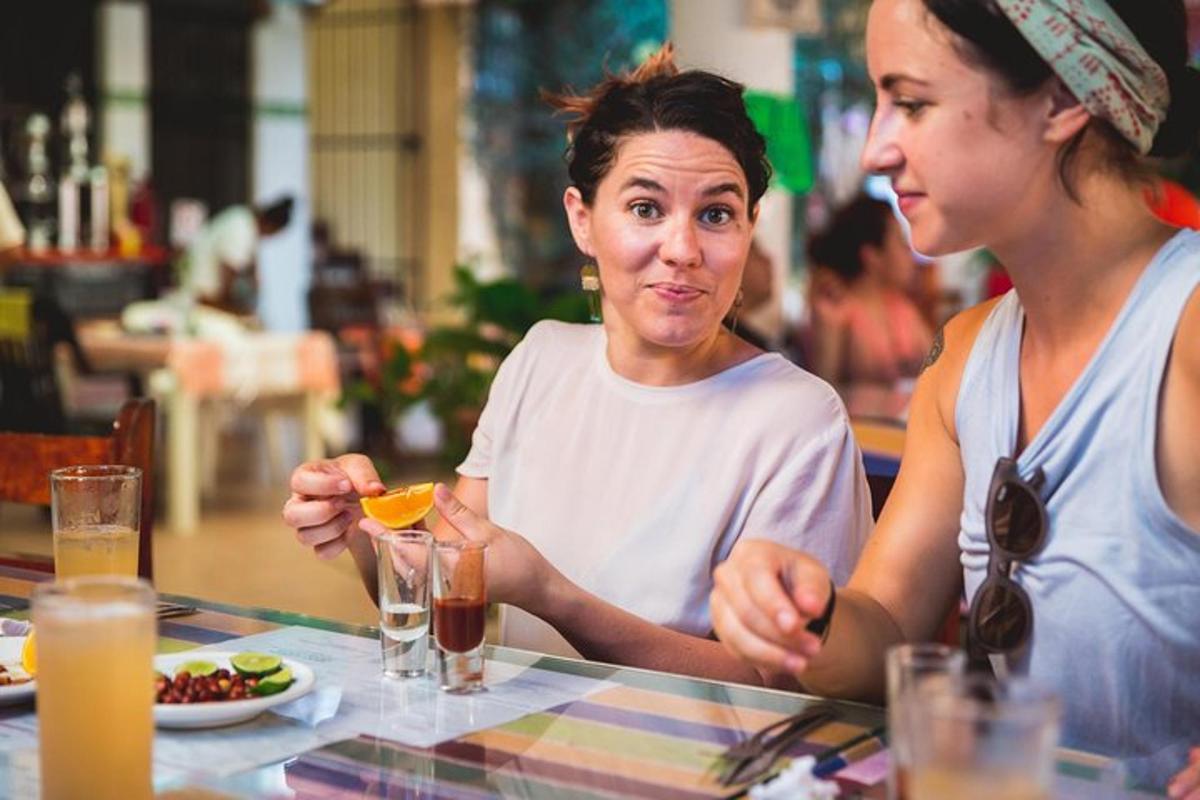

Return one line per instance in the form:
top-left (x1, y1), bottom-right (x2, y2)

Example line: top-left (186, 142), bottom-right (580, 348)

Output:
top-left (0, 288), bottom-right (69, 433)
top-left (0, 398), bottom-right (155, 580)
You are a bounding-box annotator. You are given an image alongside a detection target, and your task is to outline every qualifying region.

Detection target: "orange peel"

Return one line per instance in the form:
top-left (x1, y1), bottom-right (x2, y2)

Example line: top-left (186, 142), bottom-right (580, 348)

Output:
top-left (21, 628), bottom-right (35, 676)
top-left (359, 482), bottom-right (435, 529)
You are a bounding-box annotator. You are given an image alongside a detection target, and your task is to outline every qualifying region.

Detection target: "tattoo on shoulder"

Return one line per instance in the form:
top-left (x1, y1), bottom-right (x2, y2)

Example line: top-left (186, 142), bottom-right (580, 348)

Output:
top-left (921, 326), bottom-right (945, 374)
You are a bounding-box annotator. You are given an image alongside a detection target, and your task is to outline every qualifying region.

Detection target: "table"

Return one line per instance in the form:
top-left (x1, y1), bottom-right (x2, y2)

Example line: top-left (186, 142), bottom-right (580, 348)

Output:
top-left (1, 247), bottom-right (171, 319)
top-left (76, 322), bottom-right (339, 533)
top-left (0, 566), bottom-right (1159, 799)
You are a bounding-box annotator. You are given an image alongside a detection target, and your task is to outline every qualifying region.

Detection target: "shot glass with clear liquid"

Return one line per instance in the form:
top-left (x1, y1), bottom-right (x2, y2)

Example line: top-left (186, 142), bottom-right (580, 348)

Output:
top-left (376, 530), bottom-right (433, 678)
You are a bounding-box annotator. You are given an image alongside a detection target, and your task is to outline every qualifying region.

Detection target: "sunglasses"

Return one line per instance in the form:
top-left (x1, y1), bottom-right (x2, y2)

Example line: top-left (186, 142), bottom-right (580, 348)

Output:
top-left (966, 457), bottom-right (1048, 656)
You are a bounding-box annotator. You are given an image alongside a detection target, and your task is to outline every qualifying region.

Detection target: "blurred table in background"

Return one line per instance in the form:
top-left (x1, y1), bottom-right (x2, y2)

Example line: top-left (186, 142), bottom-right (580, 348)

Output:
top-left (78, 321), bottom-right (339, 533)
top-left (0, 247), bottom-right (172, 319)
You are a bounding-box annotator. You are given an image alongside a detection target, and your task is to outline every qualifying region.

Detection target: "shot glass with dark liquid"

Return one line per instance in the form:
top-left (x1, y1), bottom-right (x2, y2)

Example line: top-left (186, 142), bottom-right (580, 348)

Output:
top-left (432, 540), bottom-right (487, 693)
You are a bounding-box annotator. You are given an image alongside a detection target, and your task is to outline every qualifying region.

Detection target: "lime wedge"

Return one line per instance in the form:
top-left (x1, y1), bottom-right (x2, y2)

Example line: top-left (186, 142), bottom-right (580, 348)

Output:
top-left (250, 668), bottom-right (293, 696)
top-left (175, 660), bottom-right (219, 677)
top-left (230, 652), bottom-right (283, 677)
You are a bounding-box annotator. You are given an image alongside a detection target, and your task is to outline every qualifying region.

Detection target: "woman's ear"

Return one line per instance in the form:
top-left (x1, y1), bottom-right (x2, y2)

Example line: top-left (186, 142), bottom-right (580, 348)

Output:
top-left (1043, 79), bottom-right (1091, 145)
top-left (563, 187), bottom-right (594, 257)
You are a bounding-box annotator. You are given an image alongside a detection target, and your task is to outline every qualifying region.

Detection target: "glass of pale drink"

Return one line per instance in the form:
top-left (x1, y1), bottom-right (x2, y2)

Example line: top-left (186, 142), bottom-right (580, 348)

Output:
top-left (907, 674), bottom-right (1061, 800)
top-left (886, 643), bottom-right (966, 800)
top-left (50, 465), bottom-right (141, 578)
top-left (33, 576), bottom-right (156, 800)
top-left (376, 530), bottom-right (433, 678)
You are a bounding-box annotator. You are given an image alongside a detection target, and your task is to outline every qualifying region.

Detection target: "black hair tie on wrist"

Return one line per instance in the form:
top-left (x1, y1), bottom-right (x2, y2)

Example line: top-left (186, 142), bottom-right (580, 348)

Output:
top-left (804, 579), bottom-right (837, 642)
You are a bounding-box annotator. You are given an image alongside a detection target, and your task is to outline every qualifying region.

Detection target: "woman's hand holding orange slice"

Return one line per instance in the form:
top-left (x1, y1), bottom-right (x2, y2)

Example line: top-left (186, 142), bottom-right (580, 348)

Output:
top-left (359, 482), bottom-right (435, 529)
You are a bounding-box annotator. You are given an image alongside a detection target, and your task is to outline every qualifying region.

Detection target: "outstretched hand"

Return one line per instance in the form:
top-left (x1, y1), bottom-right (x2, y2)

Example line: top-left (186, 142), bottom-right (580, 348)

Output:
top-left (710, 539), bottom-right (832, 682)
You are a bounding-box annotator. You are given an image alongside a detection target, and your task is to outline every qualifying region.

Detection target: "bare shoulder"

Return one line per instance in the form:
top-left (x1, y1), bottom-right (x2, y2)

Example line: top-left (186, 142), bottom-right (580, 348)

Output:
top-left (916, 298), bottom-right (1005, 441)
top-left (1176, 286), bottom-right (1200, 389)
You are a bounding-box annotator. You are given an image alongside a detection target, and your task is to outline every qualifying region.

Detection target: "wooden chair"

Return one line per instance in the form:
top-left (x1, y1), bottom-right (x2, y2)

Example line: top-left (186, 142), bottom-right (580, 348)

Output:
top-left (0, 398), bottom-right (155, 580)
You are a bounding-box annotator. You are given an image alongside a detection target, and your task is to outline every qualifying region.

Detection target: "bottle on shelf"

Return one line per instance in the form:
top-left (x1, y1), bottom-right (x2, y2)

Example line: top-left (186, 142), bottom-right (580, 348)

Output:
top-left (58, 73), bottom-right (92, 252)
top-left (22, 114), bottom-right (55, 253)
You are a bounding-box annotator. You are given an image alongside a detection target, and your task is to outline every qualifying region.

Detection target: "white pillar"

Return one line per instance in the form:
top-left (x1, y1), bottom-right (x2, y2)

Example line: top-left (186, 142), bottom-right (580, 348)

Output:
top-left (670, 0), bottom-right (794, 342)
top-left (253, 2), bottom-right (312, 332)
top-left (97, 2), bottom-right (151, 179)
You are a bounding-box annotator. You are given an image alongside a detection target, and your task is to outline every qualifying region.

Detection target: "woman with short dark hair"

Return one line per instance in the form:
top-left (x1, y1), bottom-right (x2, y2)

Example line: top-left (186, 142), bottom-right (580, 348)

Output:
top-left (285, 46), bottom-right (871, 684)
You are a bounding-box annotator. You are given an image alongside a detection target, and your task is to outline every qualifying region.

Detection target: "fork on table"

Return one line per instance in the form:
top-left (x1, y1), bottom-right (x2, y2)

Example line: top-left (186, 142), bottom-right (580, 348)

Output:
top-left (715, 703), bottom-right (839, 787)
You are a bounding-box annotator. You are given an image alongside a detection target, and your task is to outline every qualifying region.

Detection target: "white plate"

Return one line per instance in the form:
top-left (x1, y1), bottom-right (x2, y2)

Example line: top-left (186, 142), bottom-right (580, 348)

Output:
top-left (154, 651), bottom-right (315, 730)
top-left (0, 637), bottom-right (35, 706)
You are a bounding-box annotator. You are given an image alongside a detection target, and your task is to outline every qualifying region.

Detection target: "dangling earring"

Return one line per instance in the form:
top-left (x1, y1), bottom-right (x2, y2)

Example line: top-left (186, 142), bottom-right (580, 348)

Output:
top-left (580, 263), bottom-right (602, 322)
top-left (728, 288), bottom-right (744, 333)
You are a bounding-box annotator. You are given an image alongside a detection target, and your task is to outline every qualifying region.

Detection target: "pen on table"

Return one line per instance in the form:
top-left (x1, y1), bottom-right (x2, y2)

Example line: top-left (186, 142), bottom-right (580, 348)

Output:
top-left (811, 733), bottom-right (886, 779)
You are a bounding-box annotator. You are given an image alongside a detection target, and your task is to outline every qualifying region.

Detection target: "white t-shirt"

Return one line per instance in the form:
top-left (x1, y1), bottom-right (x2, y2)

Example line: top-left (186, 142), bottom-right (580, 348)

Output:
top-left (184, 206), bottom-right (258, 298)
top-left (458, 320), bottom-right (872, 657)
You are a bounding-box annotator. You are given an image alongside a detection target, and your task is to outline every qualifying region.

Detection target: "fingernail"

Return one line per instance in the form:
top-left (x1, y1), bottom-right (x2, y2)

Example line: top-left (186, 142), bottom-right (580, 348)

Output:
top-left (435, 483), bottom-right (451, 501)
top-left (784, 655), bottom-right (807, 674)
top-left (777, 610), bottom-right (797, 631)
top-left (338, 480), bottom-right (352, 493)
top-left (801, 593), bottom-right (821, 613)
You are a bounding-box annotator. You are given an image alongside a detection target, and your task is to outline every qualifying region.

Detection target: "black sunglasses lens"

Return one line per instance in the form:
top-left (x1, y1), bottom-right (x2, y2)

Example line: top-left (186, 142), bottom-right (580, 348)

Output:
top-left (974, 581), bottom-right (1030, 652)
top-left (991, 481), bottom-right (1044, 556)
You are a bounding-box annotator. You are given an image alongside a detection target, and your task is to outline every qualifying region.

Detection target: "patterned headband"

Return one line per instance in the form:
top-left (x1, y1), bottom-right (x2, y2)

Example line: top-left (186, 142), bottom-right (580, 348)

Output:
top-left (995, 0), bottom-right (1170, 154)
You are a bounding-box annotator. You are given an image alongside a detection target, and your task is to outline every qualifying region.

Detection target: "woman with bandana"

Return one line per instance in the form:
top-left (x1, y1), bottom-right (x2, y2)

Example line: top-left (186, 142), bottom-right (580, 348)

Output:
top-left (709, 0), bottom-right (1200, 792)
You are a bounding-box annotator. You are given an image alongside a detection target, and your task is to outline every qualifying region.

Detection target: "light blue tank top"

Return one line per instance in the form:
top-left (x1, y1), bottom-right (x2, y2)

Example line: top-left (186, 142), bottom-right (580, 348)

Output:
top-left (956, 230), bottom-right (1200, 789)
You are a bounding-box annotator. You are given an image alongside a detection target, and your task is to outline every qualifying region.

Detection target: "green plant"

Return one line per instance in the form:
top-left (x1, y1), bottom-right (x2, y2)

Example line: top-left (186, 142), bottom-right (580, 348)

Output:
top-left (346, 266), bottom-right (592, 465)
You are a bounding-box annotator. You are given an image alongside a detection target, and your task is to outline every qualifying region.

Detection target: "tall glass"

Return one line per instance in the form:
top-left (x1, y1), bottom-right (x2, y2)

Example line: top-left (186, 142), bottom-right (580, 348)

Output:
top-left (33, 576), bottom-right (156, 800)
top-left (907, 674), bottom-right (1061, 800)
top-left (50, 465), bottom-right (141, 578)
top-left (377, 530), bottom-right (433, 678)
top-left (432, 540), bottom-right (486, 693)
top-left (886, 643), bottom-right (966, 800)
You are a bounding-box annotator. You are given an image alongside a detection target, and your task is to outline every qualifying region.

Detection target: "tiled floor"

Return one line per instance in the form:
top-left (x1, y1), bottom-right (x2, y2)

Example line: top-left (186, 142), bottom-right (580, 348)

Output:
top-left (0, 430), bottom-right (452, 628)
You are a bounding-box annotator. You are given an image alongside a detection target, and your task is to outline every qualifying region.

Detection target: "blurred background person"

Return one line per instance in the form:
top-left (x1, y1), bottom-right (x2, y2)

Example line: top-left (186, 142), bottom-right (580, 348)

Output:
top-left (179, 196), bottom-right (295, 316)
top-left (729, 238), bottom-right (777, 350)
top-left (805, 193), bottom-right (931, 418)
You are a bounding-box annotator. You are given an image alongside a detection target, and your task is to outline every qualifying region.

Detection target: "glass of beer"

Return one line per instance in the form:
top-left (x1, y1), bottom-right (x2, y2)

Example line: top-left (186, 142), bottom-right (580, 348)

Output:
top-left (50, 465), bottom-right (141, 578)
top-left (432, 540), bottom-right (487, 693)
top-left (33, 576), bottom-right (156, 800)
top-left (907, 674), bottom-right (1061, 800)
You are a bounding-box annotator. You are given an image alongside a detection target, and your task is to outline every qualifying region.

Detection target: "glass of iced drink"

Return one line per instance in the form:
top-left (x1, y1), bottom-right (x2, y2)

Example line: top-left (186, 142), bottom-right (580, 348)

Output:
top-left (886, 643), bottom-right (966, 800)
top-left (432, 540), bottom-right (487, 693)
top-left (907, 674), bottom-right (1061, 800)
top-left (376, 530), bottom-right (433, 678)
top-left (33, 576), bottom-right (156, 800)
top-left (50, 465), bottom-right (141, 578)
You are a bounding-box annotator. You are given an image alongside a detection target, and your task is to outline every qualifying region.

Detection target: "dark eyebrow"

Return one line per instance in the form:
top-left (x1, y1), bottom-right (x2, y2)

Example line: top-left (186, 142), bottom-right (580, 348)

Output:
top-left (703, 182), bottom-right (745, 201)
top-left (620, 177), bottom-right (745, 201)
top-left (621, 177), bottom-right (666, 193)
top-left (880, 73), bottom-right (931, 91)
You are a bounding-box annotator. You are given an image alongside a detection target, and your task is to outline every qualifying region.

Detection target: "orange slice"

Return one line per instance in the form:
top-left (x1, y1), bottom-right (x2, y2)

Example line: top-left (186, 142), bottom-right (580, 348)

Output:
top-left (21, 628), bottom-right (35, 676)
top-left (359, 482), bottom-right (435, 529)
